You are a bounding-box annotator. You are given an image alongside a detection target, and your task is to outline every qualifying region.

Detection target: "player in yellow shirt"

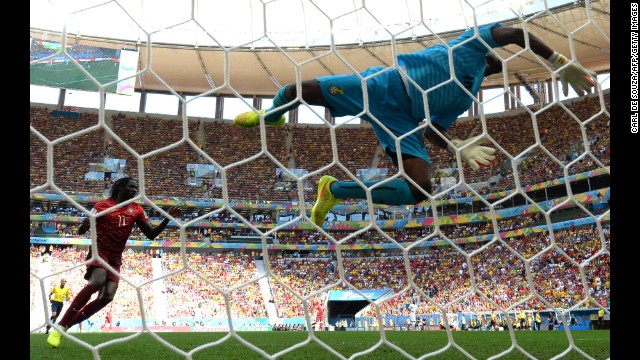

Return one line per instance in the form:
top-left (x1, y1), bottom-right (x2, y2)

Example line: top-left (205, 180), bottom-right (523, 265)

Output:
top-left (534, 310), bottom-right (542, 331)
top-left (598, 308), bottom-right (605, 327)
top-left (45, 279), bottom-right (72, 334)
top-left (526, 313), bottom-right (534, 330)
top-left (490, 311), bottom-right (498, 330)
top-left (517, 310), bottom-right (527, 329)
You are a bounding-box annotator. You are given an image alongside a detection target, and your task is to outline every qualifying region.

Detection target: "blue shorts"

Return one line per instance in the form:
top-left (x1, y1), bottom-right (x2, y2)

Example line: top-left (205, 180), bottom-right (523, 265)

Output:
top-left (316, 67), bottom-right (429, 164)
top-left (51, 300), bottom-right (64, 314)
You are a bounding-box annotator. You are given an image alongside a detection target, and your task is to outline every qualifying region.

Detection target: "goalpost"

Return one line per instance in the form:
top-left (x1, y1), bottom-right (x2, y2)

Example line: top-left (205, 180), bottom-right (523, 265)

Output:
top-left (30, 0), bottom-right (610, 358)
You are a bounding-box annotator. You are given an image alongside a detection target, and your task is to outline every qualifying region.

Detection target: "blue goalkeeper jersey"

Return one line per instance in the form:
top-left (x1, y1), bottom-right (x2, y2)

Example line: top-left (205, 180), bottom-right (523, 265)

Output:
top-left (398, 22), bottom-right (502, 131)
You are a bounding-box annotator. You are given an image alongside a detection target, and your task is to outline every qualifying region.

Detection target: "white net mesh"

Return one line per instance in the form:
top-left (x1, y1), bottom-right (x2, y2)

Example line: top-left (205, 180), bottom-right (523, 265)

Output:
top-left (30, 0), bottom-right (610, 358)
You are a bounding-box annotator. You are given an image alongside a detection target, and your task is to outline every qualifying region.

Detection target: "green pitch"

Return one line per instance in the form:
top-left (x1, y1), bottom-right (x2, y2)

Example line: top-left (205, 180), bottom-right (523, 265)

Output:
top-left (30, 330), bottom-right (610, 359)
top-left (30, 60), bottom-right (120, 92)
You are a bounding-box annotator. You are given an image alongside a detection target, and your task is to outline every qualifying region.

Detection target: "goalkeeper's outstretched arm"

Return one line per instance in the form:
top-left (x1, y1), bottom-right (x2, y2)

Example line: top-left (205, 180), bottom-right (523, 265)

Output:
top-left (490, 26), bottom-right (555, 60)
top-left (490, 26), bottom-right (597, 96)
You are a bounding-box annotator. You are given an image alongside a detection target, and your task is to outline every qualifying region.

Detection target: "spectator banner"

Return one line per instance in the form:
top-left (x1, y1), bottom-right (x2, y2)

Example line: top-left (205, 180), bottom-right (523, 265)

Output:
top-left (95, 162), bottom-right (119, 173)
top-left (328, 289), bottom-right (390, 301)
top-left (116, 49), bottom-right (139, 95)
top-left (187, 163), bottom-right (221, 178)
top-left (356, 168), bottom-right (388, 182)
top-left (276, 168), bottom-right (308, 182)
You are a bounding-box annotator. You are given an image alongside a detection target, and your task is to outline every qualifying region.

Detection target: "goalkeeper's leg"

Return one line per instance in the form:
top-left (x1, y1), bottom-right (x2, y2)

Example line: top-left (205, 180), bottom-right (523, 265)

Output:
top-left (334, 156), bottom-right (430, 203)
top-left (277, 79), bottom-right (331, 110)
top-left (234, 80), bottom-right (331, 128)
top-left (311, 157), bottom-right (431, 226)
top-left (330, 178), bottom-right (419, 206)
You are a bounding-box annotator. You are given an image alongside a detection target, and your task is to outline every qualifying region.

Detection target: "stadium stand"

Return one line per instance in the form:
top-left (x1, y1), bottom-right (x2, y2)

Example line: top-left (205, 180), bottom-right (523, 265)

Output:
top-left (30, 90), bottom-right (609, 331)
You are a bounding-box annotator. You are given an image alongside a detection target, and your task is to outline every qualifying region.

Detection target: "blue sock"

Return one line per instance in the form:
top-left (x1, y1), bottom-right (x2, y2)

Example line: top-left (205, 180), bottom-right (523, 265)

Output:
top-left (330, 178), bottom-right (418, 206)
top-left (264, 86), bottom-right (299, 123)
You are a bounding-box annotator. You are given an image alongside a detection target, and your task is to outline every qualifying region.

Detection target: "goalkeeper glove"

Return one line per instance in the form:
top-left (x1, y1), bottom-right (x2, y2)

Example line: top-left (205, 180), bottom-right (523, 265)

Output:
top-left (448, 135), bottom-right (496, 171)
top-left (547, 51), bottom-right (597, 97)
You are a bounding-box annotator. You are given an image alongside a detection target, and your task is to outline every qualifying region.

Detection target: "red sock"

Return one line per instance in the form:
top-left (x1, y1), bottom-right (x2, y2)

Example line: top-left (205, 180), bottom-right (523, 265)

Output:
top-left (58, 285), bottom-right (96, 328)
top-left (66, 298), bottom-right (109, 328)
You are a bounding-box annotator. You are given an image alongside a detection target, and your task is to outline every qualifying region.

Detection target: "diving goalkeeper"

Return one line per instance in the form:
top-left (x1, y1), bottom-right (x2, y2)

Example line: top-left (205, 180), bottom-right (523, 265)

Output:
top-left (233, 22), bottom-right (597, 227)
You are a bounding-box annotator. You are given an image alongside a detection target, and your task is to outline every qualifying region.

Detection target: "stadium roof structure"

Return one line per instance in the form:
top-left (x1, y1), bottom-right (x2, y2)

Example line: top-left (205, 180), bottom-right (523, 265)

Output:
top-left (29, 0), bottom-right (609, 96)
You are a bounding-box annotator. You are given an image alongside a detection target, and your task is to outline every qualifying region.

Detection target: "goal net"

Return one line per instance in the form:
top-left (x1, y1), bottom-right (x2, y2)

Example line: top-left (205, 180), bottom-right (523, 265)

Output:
top-left (30, 0), bottom-right (610, 358)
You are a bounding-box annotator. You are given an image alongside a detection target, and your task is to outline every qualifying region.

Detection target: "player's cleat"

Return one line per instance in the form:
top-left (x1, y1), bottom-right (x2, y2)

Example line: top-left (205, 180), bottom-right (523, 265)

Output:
top-left (233, 109), bottom-right (285, 128)
top-left (47, 328), bottom-right (65, 348)
top-left (311, 175), bottom-right (337, 227)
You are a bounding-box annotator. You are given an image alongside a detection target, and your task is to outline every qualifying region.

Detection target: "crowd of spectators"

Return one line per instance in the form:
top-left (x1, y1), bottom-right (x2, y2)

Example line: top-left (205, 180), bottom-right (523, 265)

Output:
top-left (161, 250), bottom-right (267, 320)
top-left (30, 90), bottom-right (610, 329)
top-left (29, 91), bottom-right (609, 205)
top-left (260, 222), bottom-right (610, 321)
top-left (30, 245), bottom-right (156, 321)
top-left (30, 218), bottom-right (609, 326)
